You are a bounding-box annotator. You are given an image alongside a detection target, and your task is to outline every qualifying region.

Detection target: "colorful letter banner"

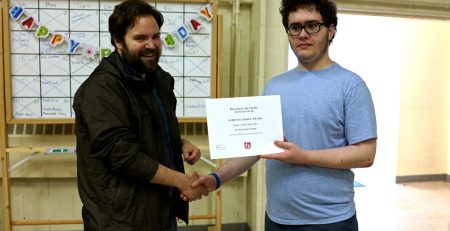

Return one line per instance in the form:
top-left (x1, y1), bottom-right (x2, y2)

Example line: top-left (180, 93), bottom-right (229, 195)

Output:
top-left (9, 4), bottom-right (213, 61)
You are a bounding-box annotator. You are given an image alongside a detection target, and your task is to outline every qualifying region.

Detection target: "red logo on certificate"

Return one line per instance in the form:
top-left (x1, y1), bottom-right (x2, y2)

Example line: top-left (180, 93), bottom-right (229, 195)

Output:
top-left (244, 142), bottom-right (252, 149)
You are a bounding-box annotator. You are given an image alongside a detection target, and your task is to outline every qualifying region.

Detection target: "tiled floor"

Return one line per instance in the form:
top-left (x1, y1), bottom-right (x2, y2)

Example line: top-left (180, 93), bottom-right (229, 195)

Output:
top-left (183, 181), bottom-right (450, 231)
top-left (355, 181), bottom-right (450, 231)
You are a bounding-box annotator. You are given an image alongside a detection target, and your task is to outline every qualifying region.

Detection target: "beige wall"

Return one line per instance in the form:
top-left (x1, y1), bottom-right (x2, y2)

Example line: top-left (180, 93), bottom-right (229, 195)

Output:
top-left (397, 19), bottom-right (450, 177)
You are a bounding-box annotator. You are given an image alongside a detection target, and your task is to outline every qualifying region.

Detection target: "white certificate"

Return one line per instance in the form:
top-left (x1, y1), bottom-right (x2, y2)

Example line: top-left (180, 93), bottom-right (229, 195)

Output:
top-left (206, 95), bottom-right (284, 159)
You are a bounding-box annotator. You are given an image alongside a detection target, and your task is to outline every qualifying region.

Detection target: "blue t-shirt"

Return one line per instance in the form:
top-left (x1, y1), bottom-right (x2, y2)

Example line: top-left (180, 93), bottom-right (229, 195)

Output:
top-left (262, 62), bottom-right (377, 225)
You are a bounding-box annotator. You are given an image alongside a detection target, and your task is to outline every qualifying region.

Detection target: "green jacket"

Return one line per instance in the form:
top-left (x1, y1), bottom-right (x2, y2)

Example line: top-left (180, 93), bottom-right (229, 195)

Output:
top-left (73, 52), bottom-right (188, 231)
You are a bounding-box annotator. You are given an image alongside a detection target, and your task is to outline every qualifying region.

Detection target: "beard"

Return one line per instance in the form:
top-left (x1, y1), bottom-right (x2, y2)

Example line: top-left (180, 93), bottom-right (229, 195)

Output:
top-left (120, 43), bottom-right (161, 73)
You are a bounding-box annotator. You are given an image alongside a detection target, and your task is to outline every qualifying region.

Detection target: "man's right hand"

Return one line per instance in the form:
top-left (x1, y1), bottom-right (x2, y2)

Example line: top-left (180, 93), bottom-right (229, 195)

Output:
top-left (179, 172), bottom-right (209, 202)
top-left (191, 174), bottom-right (217, 192)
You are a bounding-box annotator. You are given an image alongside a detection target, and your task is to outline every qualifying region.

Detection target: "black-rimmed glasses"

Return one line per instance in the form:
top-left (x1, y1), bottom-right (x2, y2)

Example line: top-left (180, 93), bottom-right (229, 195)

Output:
top-left (286, 23), bottom-right (326, 36)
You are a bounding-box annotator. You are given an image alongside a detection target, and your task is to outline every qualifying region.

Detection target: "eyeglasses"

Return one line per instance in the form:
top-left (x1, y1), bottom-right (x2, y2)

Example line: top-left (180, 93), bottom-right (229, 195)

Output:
top-left (286, 23), bottom-right (326, 36)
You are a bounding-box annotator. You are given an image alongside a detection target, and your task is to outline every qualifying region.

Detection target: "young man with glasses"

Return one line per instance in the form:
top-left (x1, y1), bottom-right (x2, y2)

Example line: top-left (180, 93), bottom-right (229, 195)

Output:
top-left (192, 0), bottom-right (377, 230)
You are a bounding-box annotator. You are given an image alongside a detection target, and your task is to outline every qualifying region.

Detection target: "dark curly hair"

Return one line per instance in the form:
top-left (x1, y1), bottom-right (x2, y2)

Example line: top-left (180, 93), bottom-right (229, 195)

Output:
top-left (280, 0), bottom-right (337, 42)
top-left (109, 0), bottom-right (164, 48)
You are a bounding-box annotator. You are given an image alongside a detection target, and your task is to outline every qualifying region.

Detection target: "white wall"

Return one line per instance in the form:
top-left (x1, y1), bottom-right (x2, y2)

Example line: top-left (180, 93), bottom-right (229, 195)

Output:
top-left (330, 14), bottom-right (403, 184)
top-left (289, 14), bottom-right (450, 183)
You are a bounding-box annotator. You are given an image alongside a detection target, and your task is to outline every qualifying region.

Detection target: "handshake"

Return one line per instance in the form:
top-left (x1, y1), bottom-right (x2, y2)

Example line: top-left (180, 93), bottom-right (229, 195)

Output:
top-left (178, 172), bottom-right (220, 202)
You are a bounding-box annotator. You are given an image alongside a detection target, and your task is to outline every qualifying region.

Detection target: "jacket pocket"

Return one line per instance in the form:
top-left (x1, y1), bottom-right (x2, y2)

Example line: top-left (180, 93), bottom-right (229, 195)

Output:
top-left (106, 176), bottom-right (136, 212)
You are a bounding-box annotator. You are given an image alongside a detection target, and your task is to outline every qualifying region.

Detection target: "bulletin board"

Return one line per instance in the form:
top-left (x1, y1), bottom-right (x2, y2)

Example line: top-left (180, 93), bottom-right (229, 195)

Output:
top-left (3, 0), bottom-right (219, 124)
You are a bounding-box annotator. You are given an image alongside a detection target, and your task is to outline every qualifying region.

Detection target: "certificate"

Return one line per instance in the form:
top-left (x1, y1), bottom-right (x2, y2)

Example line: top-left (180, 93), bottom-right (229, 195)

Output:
top-left (206, 95), bottom-right (284, 159)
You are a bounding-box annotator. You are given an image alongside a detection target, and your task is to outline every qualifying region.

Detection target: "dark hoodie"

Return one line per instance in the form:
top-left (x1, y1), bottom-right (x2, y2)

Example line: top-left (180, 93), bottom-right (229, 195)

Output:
top-left (73, 51), bottom-right (188, 231)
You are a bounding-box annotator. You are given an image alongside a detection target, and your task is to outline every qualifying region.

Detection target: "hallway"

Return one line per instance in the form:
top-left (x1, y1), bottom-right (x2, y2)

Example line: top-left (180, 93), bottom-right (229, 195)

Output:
top-left (355, 181), bottom-right (450, 231)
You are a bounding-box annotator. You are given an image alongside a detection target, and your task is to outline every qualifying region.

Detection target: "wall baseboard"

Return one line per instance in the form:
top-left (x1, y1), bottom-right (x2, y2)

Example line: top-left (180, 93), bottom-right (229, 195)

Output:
top-left (396, 174), bottom-right (450, 183)
top-left (179, 223), bottom-right (251, 231)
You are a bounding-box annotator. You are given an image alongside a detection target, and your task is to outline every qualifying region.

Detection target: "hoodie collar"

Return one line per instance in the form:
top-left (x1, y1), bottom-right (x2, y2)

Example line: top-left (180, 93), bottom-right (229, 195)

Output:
top-left (107, 51), bottom-right (146, 81)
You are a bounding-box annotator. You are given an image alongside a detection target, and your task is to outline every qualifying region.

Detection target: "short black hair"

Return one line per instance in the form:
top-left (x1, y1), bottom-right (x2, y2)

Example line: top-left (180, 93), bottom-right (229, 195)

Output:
top-left (280, 0), bottom-right (338, 42)
top-left (109, 0), bottom-right (164, 48)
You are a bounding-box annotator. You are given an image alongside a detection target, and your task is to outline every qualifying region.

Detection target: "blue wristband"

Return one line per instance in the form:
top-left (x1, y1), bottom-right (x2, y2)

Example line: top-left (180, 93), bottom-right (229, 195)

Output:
top-left (209, 172), bottom-right (221, 190)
